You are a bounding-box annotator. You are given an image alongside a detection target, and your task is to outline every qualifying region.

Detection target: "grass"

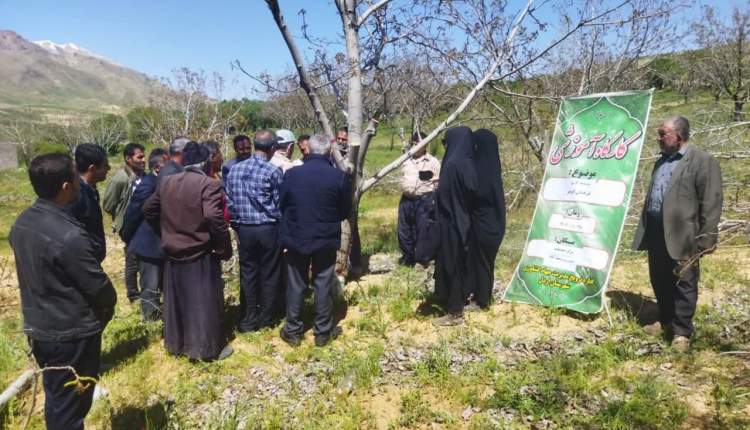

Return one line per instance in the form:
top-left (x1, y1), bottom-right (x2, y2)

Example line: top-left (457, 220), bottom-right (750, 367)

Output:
top-left (1, 90), bottom-right (750, 428)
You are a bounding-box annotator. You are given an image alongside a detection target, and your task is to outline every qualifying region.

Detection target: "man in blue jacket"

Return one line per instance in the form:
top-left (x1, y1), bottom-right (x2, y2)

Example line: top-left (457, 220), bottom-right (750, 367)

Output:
top-left (121, 149), bottom-right (169, 320)
top-left (279, 133), bottom-right (351, 347)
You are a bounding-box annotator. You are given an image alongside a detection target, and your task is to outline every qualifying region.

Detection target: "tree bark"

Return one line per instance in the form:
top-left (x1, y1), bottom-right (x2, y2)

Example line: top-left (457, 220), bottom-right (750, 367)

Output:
top-left (265, 0), bottom-right (346, 170)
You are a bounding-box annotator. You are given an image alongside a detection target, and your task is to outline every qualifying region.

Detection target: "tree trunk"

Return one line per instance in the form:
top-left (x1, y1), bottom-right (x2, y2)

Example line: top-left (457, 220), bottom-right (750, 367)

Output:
top-left (335, 0), bottom-right (365, 277)
top-left (734, 98), bottom-right (745, 122)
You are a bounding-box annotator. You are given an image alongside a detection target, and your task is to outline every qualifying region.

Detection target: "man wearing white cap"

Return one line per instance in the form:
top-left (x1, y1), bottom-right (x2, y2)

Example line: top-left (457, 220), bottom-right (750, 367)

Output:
top-left (270, 129), bottom-right (297, 173)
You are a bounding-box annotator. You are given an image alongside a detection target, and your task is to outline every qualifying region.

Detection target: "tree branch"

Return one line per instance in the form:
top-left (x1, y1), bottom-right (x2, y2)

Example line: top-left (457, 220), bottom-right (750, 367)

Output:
top-left (357, 0), bottom-right (393, 28)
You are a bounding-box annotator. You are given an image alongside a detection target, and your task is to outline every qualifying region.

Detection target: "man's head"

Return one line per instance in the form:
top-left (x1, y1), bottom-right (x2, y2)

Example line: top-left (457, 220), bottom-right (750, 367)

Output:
top-left (169, 136), bottom-right (191, 165)
top-left (233, 134), bottom-right (252, 161)
top-left (297, 134), bottom-right (311, 157)
top-left (123, 143), bottom-right (146, 174)
top-left (182, 141), bottom-right (211, 174)
top-left (29, 153), bottom-right (80, 205)
top-left (308, 133), bottom-right (332, 156)
top-left (75, 143), bottom-right (110, 185)
top-left (410, 131), bottom-right (427, 158)
top-left (336, 127), bottom-right (348, 148)
top-left (202, 140), bottom-right (223, 176)
top-left (275, 129), bottom-right (296, 158)
top-left (253, 129), bottom-right (278, 159)
top-left (658, 116), bottom-right (690, 155)
top-left (148, 148), bottom-right (169, 175)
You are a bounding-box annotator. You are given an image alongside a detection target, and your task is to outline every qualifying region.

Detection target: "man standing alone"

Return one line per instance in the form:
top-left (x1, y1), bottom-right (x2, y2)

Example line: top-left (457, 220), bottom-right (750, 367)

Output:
top-left (279, 133), bottom-right (351, 347)
top-left (226, 130), bottom-right (284, 332)
top-left (398, 132), bottom-right (440, 266)
top-left (11, 153), bottom-right (117, 430)
top-left (632, 116), bottom-right (723, 352)
top-left (103, 142), bottom-right (145, 302)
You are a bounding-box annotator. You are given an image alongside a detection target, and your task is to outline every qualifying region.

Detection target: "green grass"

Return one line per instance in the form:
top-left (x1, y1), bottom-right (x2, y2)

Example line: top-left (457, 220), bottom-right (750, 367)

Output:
top-left (2, 89), bottom-right (750, 428)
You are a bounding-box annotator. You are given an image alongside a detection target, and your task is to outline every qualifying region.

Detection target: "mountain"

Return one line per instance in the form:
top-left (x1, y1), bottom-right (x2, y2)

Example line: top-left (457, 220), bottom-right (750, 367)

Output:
top-left (0, 30), bottom-right (158, 114)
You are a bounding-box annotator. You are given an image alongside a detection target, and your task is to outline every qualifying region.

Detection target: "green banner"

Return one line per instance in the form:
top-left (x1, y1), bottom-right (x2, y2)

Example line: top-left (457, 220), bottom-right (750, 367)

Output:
top-left (503, 90), bottom-right (653, 314)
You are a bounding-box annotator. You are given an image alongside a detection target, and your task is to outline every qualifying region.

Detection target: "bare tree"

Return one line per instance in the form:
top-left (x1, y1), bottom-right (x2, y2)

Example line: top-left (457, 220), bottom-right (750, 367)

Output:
top-left (694, 4), bottom-right (750, 121)
top-left (145, 68), bottom-right (241, 147)
top-left (258, 0), bottom-right (679, 276)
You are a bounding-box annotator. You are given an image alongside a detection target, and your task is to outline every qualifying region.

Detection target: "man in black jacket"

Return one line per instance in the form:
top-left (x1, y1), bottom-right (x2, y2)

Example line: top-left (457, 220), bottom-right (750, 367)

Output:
top-left (121, 149), bottom-right (168, 321)
top-left (10, 153), bottom-right (117, 430)
top-left (71, 143), bottom-right (110, 262)
top-left (279, 133), bottom-right (351, 347)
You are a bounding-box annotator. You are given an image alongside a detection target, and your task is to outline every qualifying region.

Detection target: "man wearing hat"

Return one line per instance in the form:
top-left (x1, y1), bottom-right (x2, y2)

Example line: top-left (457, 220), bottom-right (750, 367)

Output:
top-left (270, 129), bottom-right (297, 173)
top-left (143, 141), bottom-right (234, 361)
top-left (225, 129), bottom-right (285, 332)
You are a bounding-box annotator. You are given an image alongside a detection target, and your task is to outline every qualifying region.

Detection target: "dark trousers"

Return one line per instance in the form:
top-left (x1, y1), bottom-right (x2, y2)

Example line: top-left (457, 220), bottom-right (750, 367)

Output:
top-left (125, 245), bottom-right (139, 301)
top-left (397, 194), bottom-right (433, 265)
top-left (646, 215), bottom-right (700, 337)
top-left (467, 233), bottom-right (501, 308)
top-left (138, 257), bottom-right (162, 321)
top-left (236, 224), bottom-right (282, 331)
top-left (283, 249), bottom-right (336, 337)
top-left (31, 334), bottom-right (102, 430)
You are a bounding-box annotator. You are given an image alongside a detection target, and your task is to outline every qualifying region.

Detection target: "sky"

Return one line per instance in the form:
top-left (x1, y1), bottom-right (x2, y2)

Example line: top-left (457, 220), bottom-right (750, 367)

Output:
top-left (0, 0), bottom-right (745, 100)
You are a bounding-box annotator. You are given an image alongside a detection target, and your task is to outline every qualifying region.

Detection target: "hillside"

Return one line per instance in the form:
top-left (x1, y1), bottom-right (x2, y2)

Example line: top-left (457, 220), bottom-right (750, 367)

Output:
top-left (0, 30), bottom-right (158, 117)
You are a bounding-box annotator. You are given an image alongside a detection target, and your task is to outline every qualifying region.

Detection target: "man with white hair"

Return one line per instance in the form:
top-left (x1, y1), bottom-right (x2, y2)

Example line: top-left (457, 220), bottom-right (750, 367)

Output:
top-left (632, 115), bottom-right (723, 353)
top-left (279, 133), bottom-right (351, 347)
top-left (159, 136), bottom-right (190, 178)
top-left (270, 129), bottom-right (297, 173)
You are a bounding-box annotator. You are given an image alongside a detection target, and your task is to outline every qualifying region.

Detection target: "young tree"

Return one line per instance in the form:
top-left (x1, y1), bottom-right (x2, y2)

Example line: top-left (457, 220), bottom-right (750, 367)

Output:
top-left (695, 4), bottom-right (750, 121)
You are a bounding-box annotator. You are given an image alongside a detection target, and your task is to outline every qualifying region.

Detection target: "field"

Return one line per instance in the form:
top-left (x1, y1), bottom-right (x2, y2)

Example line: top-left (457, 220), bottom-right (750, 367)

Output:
top-left (1, 91), bottom-right (749, 429)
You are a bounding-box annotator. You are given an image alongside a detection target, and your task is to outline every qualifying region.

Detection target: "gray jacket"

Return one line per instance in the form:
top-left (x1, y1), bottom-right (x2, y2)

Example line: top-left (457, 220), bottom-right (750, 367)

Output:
top-left (632, 145), bottom-right (723, 260)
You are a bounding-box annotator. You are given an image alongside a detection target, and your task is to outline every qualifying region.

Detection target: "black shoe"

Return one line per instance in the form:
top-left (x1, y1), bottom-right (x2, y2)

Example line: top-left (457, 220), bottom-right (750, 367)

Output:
top-left (314, 326), bottom-right (342, 347)
top-left (280, 328), bottom-right (302, 347)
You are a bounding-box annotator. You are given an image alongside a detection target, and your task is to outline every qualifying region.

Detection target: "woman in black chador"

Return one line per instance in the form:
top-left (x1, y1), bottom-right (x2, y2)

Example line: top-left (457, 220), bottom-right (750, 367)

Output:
top-left (433, 126), bottom-right (478, 326)
top-left (466, 129), bottom-right (506, 309)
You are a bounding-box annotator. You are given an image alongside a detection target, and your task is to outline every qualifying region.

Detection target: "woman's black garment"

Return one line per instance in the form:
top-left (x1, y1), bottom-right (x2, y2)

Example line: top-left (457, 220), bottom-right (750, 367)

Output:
top-left (434, 126), bottom-right (478, 314)
top-left (163, 253), bottom-right (227, 360)
top-left (467, 129), bottom-right (506, 307)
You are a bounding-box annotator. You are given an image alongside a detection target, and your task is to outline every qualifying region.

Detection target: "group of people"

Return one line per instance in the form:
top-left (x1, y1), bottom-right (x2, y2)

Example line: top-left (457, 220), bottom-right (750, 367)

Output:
top-left (8, 113), bottom-right (722, 429)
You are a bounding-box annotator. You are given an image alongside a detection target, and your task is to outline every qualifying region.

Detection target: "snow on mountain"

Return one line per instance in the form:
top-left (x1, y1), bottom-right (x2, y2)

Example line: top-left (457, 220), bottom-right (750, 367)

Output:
top-left (32, 39), bottom-right (113, 63)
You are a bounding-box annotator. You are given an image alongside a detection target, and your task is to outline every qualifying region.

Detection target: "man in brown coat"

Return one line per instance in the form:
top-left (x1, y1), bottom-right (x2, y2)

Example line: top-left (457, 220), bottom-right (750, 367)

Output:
top-left (632, 116), bottom-right (723, 352)
top-left (143, 142), bottom-right (233, 361)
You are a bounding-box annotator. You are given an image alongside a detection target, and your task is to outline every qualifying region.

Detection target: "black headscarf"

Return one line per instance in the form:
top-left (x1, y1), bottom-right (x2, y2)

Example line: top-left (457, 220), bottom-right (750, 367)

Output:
top-left (471, 129), bottom-right (506, 246)
top-left (436, 126), bottom-right (478, 274)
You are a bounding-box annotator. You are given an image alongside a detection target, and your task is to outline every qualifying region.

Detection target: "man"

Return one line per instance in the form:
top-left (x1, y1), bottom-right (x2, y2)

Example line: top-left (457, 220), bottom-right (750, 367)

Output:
top-left (279, 133), bottom-right (351, 347)
top-left (72, 143), bottom-right (111, 262)
top-left (143, 142), bottom-right (233, 360)
top-left (225, 130), bottom-right (284, 332)
top-left (335, 127), bottom-right (348, 159)
top-left (289, 134), bottom-right (310, 169)
top-left (10, 153), bottom-right (116, 430)
top-left (121, 149), bottom-right (169, 321)
top-left (222, 134), bottom-right (252, 179)
top-left (398, 132), bottom-right (440, 266)
top-left (270, 129), bottom-right (297, 173)
top-left (159, 136), bottom-right (189, 178)
top-left (103, 142), bottom-right (145, 303)
top-left (632, 115), bottom-right (723, 352)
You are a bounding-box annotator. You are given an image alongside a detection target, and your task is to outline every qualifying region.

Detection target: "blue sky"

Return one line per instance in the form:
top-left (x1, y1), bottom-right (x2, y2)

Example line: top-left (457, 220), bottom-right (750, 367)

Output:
top-left (0, 1), bottom-right (743, 99)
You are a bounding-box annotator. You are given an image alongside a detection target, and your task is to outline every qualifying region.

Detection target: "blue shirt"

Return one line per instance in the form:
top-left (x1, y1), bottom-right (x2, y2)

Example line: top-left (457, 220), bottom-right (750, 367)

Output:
top-left (647, 145), bottom-right (688, 216)
top-left (225, 154), bottom-right (283, 225)
top-left (221, 157), bottom-right (246, 182)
